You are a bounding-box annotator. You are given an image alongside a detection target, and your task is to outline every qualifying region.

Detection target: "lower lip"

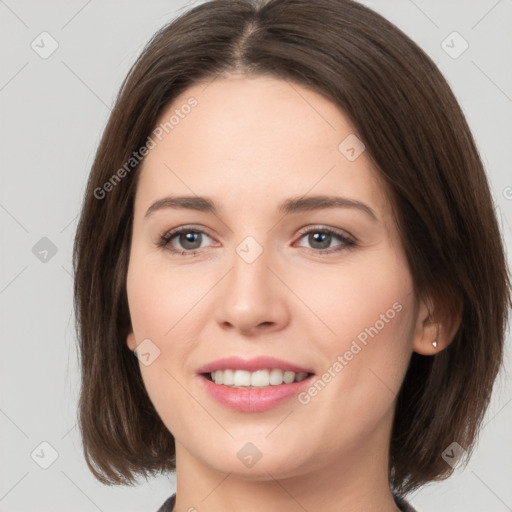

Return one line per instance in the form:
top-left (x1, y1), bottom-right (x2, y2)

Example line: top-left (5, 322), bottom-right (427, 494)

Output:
top-left (199, 374), bottom-right (314, 412)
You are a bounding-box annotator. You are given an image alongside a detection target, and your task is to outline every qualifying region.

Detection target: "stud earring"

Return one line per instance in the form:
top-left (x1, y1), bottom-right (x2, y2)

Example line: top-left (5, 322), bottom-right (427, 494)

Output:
top-left (432, 324), bottom-right (440, 349)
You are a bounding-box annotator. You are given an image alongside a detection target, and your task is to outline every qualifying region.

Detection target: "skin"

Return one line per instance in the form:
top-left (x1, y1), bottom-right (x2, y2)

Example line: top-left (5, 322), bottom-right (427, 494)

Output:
top-left (126, 74), bottom-right (446, 512)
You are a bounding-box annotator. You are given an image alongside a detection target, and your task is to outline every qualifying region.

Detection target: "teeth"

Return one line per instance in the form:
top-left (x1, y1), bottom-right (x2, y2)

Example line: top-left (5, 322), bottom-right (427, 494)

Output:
top-left (269, 368), bottom-right (284, 385)
top-left (222, 369), bottom-right (234, 385)
top-left (283, 370), bottom-right (295, 384)
top-left (234, 369), bottom-right (251, 386)
top-left (210, 369), bottom-right (310, 387)
top-left (251, 369), bottom-right (269, 387)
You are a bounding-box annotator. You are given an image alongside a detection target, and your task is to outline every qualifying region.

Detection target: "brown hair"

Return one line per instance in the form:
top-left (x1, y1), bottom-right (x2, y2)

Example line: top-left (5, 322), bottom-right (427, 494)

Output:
top-left (73, 0), bottom-right (511, 495)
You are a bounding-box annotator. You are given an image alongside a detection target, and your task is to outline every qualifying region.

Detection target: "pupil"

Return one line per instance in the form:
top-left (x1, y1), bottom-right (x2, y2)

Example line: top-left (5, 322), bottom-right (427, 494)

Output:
top-left (310, 232), bottom-right (330, 249)
top-left (181, 232), bottom-right (201, 249)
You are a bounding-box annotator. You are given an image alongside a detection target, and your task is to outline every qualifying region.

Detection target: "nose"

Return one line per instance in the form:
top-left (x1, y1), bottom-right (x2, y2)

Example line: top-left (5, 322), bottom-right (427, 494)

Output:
top-left (214, 240), bottom-right (290, 336)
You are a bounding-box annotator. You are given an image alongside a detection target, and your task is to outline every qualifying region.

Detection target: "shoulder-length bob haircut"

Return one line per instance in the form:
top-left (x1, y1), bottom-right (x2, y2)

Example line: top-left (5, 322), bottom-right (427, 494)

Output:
top-left (73, 0), bottom-right (510, 495)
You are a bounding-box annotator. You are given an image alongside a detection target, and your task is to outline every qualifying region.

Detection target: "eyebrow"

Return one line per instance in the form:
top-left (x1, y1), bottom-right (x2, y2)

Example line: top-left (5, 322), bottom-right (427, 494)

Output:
top-left (145, 194), bottom-right (378, 221)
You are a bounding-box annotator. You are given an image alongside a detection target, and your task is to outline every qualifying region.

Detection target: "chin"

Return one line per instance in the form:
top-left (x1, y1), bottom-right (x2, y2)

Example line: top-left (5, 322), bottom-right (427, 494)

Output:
top-left (201, 447), bottom-right (310, 481)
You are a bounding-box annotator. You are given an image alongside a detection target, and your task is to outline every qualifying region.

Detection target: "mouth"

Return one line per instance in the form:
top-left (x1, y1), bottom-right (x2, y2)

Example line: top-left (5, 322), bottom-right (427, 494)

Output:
top-left (202, 368), bottom-right (313, 388)
top-left (197, 356), bottom-right (315, 412)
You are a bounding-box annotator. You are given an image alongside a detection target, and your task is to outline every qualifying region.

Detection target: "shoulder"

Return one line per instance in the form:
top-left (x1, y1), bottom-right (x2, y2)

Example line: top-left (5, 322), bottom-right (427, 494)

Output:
top-left (156, 494), bottom-right (175, 512)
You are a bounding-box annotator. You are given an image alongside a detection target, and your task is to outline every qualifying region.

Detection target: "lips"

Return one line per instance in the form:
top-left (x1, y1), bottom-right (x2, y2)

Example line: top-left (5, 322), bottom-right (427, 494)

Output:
top-left (197, 356), bottom-right (313, 374)
top-left (197, 356), bottom-right (315, 412)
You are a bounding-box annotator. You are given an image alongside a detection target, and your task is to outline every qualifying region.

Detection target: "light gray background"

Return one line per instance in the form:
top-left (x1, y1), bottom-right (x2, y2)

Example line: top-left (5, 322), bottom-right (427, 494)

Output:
top-left (1, 1), bottom-right (511, 511)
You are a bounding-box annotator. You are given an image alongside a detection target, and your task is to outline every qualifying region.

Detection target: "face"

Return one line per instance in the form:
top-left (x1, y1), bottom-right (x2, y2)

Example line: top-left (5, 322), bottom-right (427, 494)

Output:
top-left (126, 74), bottom-right (421, 480)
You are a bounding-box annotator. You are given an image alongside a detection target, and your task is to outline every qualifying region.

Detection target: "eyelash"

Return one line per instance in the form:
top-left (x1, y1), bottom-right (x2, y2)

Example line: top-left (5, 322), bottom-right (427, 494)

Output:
top-left (157, 225), bottom-right (356, 257)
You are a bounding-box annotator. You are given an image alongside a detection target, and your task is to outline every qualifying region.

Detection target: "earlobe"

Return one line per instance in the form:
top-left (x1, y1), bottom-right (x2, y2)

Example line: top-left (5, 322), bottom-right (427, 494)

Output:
top-left (412, 295), bottom-right (461, 356)
top-left (127, 330), bottom-right (137, 352)
top-left (413, 318), bottom-right (440, 356)
top-left (413, 322), bottom-right (441, 356)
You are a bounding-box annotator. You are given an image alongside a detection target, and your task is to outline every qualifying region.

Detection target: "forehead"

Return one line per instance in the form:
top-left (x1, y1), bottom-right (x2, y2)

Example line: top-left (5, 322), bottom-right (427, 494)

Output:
top-left (135, 74), bottom-right (390, 219)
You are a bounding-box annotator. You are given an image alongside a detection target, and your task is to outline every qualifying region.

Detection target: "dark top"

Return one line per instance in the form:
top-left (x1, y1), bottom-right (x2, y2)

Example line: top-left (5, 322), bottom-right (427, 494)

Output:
top-left (156, 493), bottom-right (418, 511)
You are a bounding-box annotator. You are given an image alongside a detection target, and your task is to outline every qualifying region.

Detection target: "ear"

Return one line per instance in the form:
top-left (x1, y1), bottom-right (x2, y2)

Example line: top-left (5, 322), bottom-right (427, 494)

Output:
top-left (413, 293), bottom-right (462, 355)
top-left (127, 329), bottom-right (137, 352)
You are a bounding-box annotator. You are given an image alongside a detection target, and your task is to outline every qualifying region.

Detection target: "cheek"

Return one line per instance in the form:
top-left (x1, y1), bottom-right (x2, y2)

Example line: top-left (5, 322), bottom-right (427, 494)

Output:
top-left (297, 246), bottom-right (415, 357)
top-left (299, 248), bottom-right (416, 429)
top-left (125, 251), bottom-right (212, 428)
top-left (126, 248), bottom-right (207, 340)
top-left (295, 245), bottom-right (416, 410)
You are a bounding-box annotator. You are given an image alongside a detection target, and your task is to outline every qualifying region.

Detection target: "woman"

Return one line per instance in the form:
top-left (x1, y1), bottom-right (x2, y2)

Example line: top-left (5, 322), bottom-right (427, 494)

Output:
top-left (73, 1), bottom-right (510, 511)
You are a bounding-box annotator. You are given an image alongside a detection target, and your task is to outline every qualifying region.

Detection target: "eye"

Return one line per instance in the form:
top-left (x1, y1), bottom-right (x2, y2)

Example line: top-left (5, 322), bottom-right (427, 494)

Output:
top-left (294, 226), bottom-right (356, 254)
top-left (157, 225), bottom-right (356, 257)
top-left (158, 226), bottom-right (215, 256)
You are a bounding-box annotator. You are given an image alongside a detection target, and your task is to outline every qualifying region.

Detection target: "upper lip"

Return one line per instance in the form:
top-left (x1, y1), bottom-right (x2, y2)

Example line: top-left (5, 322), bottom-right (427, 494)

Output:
top-left (197, 356), bottom-right (314, 374)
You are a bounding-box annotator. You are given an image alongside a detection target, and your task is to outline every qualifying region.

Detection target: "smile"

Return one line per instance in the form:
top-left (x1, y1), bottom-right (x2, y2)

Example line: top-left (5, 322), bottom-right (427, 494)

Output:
top-left (197, 356), bottom-right (315, 412)
top-left (205, 369), bottom-right (311, 387)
